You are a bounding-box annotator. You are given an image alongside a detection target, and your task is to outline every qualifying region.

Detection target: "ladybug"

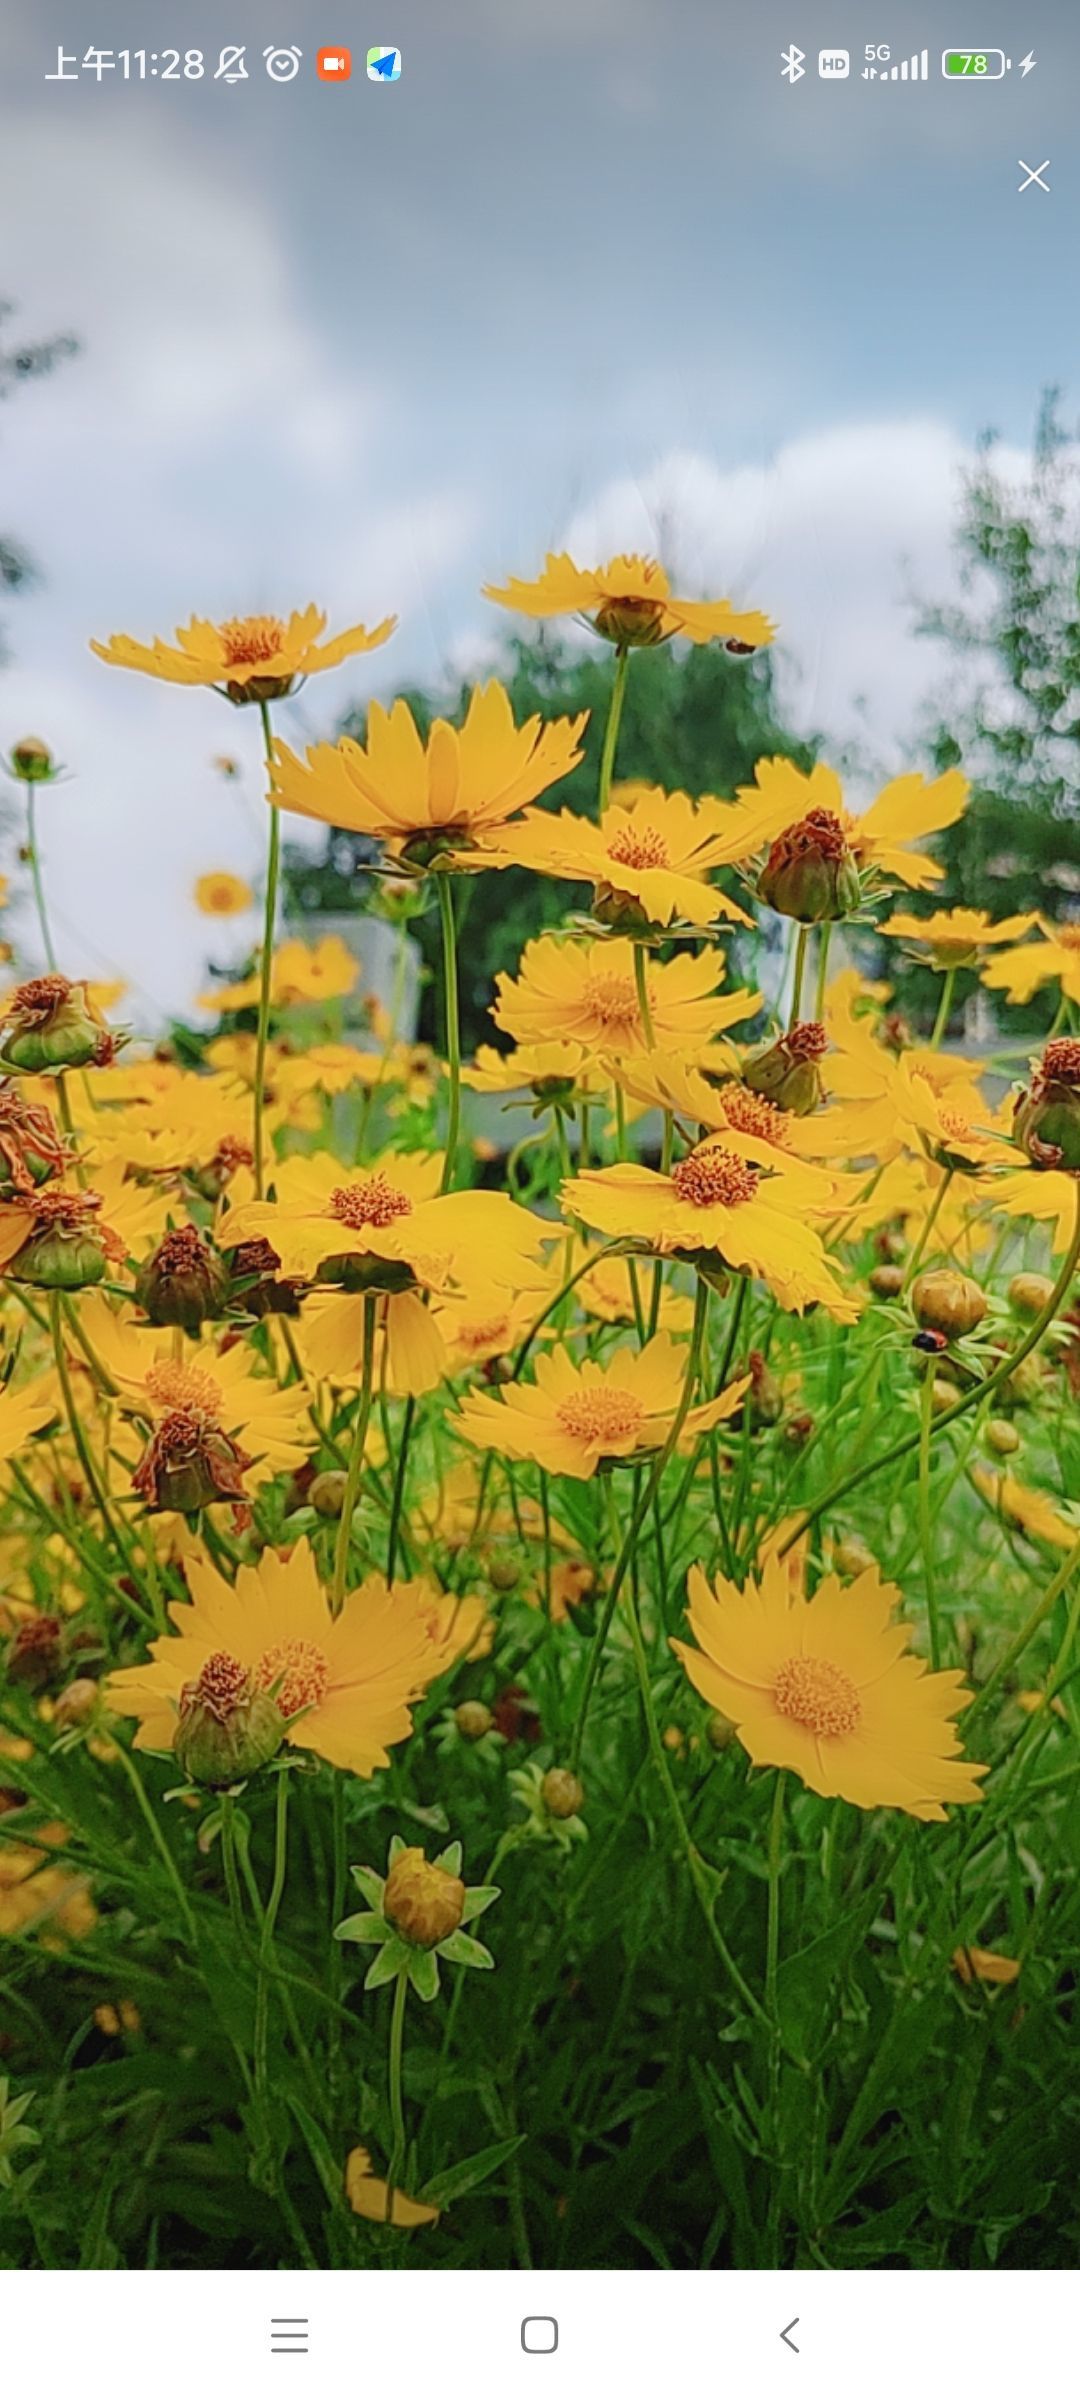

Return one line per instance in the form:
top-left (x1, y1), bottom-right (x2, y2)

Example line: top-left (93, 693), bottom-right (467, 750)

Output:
top-left (912, 1329), bottom-right (949, 1353)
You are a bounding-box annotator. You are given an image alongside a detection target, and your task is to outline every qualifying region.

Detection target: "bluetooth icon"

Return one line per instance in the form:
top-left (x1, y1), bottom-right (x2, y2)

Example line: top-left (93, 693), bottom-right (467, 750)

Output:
top-left (780, 44), bottom-right (806, 81)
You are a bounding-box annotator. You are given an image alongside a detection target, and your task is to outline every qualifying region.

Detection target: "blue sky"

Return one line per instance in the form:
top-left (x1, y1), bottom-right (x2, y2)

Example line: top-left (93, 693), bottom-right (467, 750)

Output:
top-left (1, 0), bottom-right (1077, 1018)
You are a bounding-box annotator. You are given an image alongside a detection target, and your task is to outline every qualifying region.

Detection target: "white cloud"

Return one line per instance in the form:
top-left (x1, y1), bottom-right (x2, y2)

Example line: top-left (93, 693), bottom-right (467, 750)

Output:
top-left (561, 422), bottom-right (1031, 779)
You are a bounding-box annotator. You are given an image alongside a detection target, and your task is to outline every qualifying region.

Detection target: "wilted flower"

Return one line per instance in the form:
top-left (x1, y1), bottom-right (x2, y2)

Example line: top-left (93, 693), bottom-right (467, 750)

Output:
top-left (0, 975), bottom-right (118, 1075)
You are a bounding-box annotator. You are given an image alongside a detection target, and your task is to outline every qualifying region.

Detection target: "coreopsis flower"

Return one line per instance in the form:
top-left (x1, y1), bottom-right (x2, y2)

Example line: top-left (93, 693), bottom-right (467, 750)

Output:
top-left (727, 758), bottom-right (969, 909)
top-left (673, 1558), bottom-right (987, 1820)
top-left (573, 1240), bottom-right (695, 1333)
top-left (616, 1050), bottom-right (881, 1177)
top-left (0, 974), bottom-right (120, 1074)
top-left (345, 2147), bottom-right (439, 2230)
top-left (461, 1039), bottom-right (611, 1109)
top-left (493, 933), bottom-right (757, 1061)
top-left (193, 872), bottom-right (254, 918)
top-left (0, 1081), bottom-right (71, 1194)
top-left (220, 1147), bottom-right (552, 1297)
top-left (0, 1384), bottom-right (55, 1459)
top-left (108, 1539), bottom-right (448, 1777)
top-left (881, 906), bottom-right (1037, 969)
top-left (493, 783), bottom-right (752, 930)
top-left (483, 550), bottom-right (775, 653)
top-left (971, 1466), bottom-right (1079, 1551)
top-left (90, 606), bottom-right (396, 706)
top-left (455, 1335), bottom-right (751, 1480)
top-left (431, 1285), bottom-right (556, 1378)
top-left (199, 934), bottom-right (361, 1014)
top-left (981, 918), bottom-right (1080, 1008)
top-left (291, 1284), bottom-right (447, 1398)
top-left (336, 1835), bottom-right (498, 1997)
top-left (0, 1186), bottom-right (125, 1289)
top-left (562, 1142), bottom-right (859, 1320)
top-left (75, 1292), bottom-right (312, 1490)
top-left (1014, 1037), bottom-right (1080, 1172)
top-left (890, 1056), bottom-right (1014, 1176)
top-left (269, 683), bottom-right (588, 872)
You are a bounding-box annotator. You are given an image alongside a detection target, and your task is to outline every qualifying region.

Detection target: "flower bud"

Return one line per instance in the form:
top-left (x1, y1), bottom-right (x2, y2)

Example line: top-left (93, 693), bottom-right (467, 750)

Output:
top-left (53, 1676), bottom-right (100, 1729)
top-left (705, 1708), bottom-right (737, 1752)
top-left (930, 1376), bottom-right (957, 1416)
top-left (4, 1613), bottom-right (63, 1692)
top-left (6, 1189), bottom-right (116, 1290)
top-left (1007, 1271), bottom-right (1055, 1322)
top-left (8, 735), bottom-right (55, 784)
top-left (541, 1767), bottom-right (585, 1820)
top-left (869, 1263), bottom-right (905, 1299)
top-left (136, 1226), bottom-right (227, 1335)
top-left (986, 1418), bottom-right (1021, 1458)
top-left (227, 1237), bottom-right (303, 1320)
top-left (383, 1846), bottom-right (465, 1947)
top-left (0, 975), bottom-right (115, 1075)
top-left (742, 1020), bottom-right (827, 1116)
top-left (132, 1408), bottom-right (251, 1514)
top-left (833, 1534), bottom-right (876, 1578)
top-left (738, 1349), bottom-right (783, 1430)
top-left (783, 1410), bottom-right (814, 1449)
top-left (488, 1551), bottom-right (520, 1594)
top-left (309, 1470), bottom-right (348, 1519)
top-left (911, 1268), bottom-right (987, 1342)
top-left (758, 809), bottom-right (860, 924)
top-left (1014, 1038), bottom-right (1080, 1172)
top-left (454, 1699), bottom-right (493, 1742)
top-left (174, 1650), bottom-right (284, 1788)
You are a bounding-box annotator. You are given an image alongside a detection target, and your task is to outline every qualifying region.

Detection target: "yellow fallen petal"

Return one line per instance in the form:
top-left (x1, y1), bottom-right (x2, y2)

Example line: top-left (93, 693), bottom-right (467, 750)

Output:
top-left (345, 2146), bottom-right (439, 2228)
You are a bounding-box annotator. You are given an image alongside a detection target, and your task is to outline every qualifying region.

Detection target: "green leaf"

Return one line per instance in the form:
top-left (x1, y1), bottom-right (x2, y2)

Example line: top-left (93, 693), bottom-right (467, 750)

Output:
top-left (460, 1885), bottom-right (499, 1924)
top-left (334, 1911), bottom-right (390, 1946)
top-left (438, 1931), bottom-right (494, 1971)
top-left (350, 1865), bottom-right (385, 1908)
top-left (420, 2135), bottom-right (525, 2210)
top-left (364, 1941), bottom-right (408, 1992)
top-left (434, 1840), bottom-right (463, 1877)
top-left (408, 1948), bottom-right (441, 2002)
top-left (286, 2098), bottom-right (347, 2214)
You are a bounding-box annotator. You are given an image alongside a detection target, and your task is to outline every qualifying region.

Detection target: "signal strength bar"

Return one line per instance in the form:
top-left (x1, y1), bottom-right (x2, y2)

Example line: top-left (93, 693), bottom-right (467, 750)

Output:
top-left (884, 47), bottom-right (929, 79)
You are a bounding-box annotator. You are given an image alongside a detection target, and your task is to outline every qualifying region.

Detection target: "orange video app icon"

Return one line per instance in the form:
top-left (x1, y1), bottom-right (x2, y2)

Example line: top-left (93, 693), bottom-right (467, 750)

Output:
top-left (317, 47), bottom-right (352, 79)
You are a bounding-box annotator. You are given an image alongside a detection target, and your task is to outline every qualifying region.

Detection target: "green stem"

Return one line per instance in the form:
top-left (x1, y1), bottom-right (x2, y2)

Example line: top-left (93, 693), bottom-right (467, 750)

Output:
top-left (218, 1793), bottom-right (248, 1954)
top-left (633, 941), bottom-right (656, 1048)
top-left (386, 1395), bottom-right (416, 1582)
top-left (385, 1965), bottom-right (410, 2220)
top-left (782, 1182), bottom-right (1080, 1555)
top-left (901, 1164), bottom-right (954, 1294)
top-left (332, 1294), bottom-right (378, 1613)
top-left (253, 699), bottom-right (280, 1201)
top-left (112, 1739), bottom-right (197, 1946)
top-left (788, 925), bottom-right (810, 1027)
top-left (510, 1240), bottom-right (623, 1378)
top-left (437, 873), bottom-right (461, 1192)
top-left (967, 1535), bottom-right (1080, 1726)
top-left (254, 1770), bottom-right (290, 2135)
top-left (47, 1292), bottom-right (156, 1625)
top-left (571, 1280), bottom-right (708, 1770)
top-left (613, 1478), bottom-right (770, 2030)
top-left (25, 788), bottom-right (58, 971)
top-left (765, 1769), bottom-right (785, 2026)
top-left (930, 966), bottom-right (957, 1050)
top-left (597, 647), bottom-right (630, 814)
top-left (814, 923), bottom-right (833, 1021)
top-left (918, 1368), bottom-right (942, 1668)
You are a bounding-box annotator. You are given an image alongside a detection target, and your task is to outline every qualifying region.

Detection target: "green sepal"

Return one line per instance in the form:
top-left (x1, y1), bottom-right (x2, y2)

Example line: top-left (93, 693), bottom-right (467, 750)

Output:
top-left (407, 1947), bottom-right (441, 2002)
top-left (433, 1840), bottom-right (463, 1877)
top-left (364, 1940), bottom-right (410, 1991)
top-left (438, 1931), bottom-right (494, 1971)
top-left (334, 1910), bottom-right (391, 1946)
top-left (350, 1864), bottom-right (386, 1907)
top-left (460, 1885), bottom-right (499, 1924)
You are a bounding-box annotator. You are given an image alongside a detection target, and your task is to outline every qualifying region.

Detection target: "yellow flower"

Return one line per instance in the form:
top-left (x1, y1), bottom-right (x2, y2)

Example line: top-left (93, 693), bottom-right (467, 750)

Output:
top-left (345, 2145), bottom-right (439, 2228)
top-left (561, 1142), bottom-right (859, 1321)
top-left (971, 1466), bottom-right (1079, 1551)
top-left (881, 906), bottom-right (1037, 968)
top-left (981, 918), bottom-right (1080, 1007)
top-left (728, 758), bottom-right (969, 893)
top-left (75, 1293), bottom-right (312, 1488)
top-left (493, 934), bottom-right (756, 1061)
top-left (951, 1946), bottom-right (1020, 1987)
top-left (194, 871), bottom-right (254, 918)
top-left (888, 1056), bottom-right (1014, 1176)
top-left (461, 1038), bottom-right (610, 1104)
top-left (200, 935), bottom-right (360, 1013)
top-left (0, 1384), bottom-right (55, 1458)
top-left (673, 1557), bottom-right (987, 1820)
top-left (431, 1285), bottom-right (555, 1376)
top-left (90, 606), bottom-right (395, 703)
top-left (220, 1146), bottom-right (551, 1297)
top-left (270, 683), bottom-right (587, 869)
top-left (0, 1826), bottom-right (96, 1946)
top-left (483, 551), bottom-right (775, 652)
top-left (573, 1240), bottom-right (695, 1334)
top-left (454, 1334), bottom-right (751, 1480)
top-left (107, 1538), bottom-right (445, 1777)
top-left (492, 783), bottom-right (752, 929)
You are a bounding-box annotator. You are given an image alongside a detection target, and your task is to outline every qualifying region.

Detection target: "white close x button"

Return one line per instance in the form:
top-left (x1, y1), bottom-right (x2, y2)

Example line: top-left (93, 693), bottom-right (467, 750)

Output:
top-left (1018, 159), bottom-right (1050, 193)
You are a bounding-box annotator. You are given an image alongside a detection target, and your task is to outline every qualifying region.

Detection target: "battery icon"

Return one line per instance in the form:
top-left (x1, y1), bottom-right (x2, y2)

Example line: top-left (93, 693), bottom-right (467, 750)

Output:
top-left (942, 48), bottom-right (1008, 77)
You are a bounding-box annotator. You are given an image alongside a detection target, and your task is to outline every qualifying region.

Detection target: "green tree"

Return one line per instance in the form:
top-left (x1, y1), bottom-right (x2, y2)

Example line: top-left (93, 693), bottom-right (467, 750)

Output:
top-left (901, 391), bottom-right (1080, 1034)
top-left (0, 301), bottom-right (79, 658)
top-left (284, 632), bottom-right (817, 1050)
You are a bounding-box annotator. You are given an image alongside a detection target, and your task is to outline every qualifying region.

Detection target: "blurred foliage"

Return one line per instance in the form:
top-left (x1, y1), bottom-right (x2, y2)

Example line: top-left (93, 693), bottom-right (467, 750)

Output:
top-left (0, 301), bottom-right (80, 642)
top-left (890, 391), bottom-right (1080, 1037)
top-left (284, 634), bottom-right (818, 1051)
